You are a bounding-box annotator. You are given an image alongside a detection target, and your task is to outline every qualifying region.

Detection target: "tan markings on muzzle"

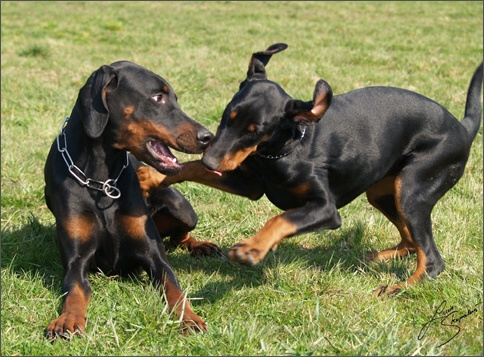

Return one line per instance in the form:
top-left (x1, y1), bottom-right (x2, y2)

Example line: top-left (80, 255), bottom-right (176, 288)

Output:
top-left (218, 145), bottom-right (258, 171)
top-left (217, 134), bottom-right (271, 171)
top-left (173, 122), bottom-right (205, 153)
top-left (113, 120), bottom-right (179, 152)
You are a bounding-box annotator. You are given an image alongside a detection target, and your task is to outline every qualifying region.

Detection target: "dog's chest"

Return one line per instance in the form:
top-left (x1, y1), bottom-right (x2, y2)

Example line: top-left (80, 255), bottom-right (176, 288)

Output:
top-left (263, 180), bottom-right (310, 210)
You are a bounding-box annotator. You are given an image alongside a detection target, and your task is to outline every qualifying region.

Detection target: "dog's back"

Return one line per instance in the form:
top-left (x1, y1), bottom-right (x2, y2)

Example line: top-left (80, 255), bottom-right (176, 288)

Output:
top-left (309, 84), bottom-right (477, 207)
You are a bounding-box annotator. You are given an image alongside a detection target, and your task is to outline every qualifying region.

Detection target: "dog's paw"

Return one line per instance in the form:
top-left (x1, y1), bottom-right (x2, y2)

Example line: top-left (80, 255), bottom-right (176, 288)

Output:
top-left (136, 166), bottom-right (166, 197)
top-left (180, 314), bottom-right (208, 335)
top-left (189, 241), bottom-right (226, 258)
top-left (373, 284), bottom-right (402, 297)
top-left (228, 242), bottom-right (266, 266)
top-left (45, 313), bottom-right (86, 341)
top-left (178, 235), bottom-right (225, 258)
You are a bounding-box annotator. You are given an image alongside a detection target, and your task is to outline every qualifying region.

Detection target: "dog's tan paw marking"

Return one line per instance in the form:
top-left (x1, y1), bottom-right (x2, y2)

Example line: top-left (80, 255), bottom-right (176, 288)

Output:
top-left (228, 243), bottom-right (263, 266)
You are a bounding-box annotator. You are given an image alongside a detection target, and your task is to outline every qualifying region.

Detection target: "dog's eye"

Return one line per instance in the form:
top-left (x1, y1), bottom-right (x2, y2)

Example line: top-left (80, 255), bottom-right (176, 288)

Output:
top-left (151, 94), bottom-right (165, 104)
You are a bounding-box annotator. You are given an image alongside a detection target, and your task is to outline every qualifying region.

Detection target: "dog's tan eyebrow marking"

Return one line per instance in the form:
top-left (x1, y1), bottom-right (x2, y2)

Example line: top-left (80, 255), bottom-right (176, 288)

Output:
top-left (123, 106), bottom-right (135, 118)
top-left (162, 85), bottom-right (178, 100)
top-left (230, 111), bottom-right (237, 120)
top-left (247, 124), bottom-right (256, 132)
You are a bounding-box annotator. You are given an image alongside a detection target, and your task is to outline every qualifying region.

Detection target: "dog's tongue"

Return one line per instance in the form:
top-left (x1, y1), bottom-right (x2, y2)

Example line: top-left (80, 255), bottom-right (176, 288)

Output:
top-left (202, 167), bottom-right (222, 176)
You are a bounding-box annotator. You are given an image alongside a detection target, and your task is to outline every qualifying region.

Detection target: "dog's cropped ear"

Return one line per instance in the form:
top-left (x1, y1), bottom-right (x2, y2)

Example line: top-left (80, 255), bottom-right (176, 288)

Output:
top-left (292, 79), bottom-right (333, 125)
top-left (246, 43), bottom-right (288, 81)
top-left (79, 65), bottom-right (118, 139)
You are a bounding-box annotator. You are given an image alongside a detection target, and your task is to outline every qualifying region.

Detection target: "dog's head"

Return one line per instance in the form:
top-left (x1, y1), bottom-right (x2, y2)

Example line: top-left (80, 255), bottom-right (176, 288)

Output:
top-left (76, 61), bottom-right (213, 175)
top-left (202, 43), bottom-right (333, 172)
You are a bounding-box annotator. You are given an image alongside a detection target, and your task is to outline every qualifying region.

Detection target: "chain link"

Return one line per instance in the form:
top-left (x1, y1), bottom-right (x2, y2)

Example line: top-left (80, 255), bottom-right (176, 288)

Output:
top-left (56, 117), bottom-right (129, 199)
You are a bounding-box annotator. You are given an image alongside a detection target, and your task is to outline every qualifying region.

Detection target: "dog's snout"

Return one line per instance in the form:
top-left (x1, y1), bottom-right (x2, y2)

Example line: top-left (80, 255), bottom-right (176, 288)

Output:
top-left (201, 155), bottom-right (219, 171)
top-left (197, 129), bottom-right (214, 147)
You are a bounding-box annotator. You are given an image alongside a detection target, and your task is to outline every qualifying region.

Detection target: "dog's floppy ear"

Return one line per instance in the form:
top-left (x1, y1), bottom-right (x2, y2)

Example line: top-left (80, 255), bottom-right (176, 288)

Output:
top-left (292, 79), bottom-right (333, 125)
top-left (78, 65), bottom-right (118, 139)
top-left (246, 43), bottom-right (288, 81)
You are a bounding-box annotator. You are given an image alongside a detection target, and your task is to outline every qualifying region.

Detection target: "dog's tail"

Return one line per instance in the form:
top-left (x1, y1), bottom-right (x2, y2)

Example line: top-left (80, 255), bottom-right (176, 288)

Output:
top-left (461, 62), bottom-right (483, 143)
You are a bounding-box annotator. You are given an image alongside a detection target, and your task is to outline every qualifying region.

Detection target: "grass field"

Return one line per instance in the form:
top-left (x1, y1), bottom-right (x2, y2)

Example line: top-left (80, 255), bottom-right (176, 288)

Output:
top-left (1, 1), bottom-right (482, 355)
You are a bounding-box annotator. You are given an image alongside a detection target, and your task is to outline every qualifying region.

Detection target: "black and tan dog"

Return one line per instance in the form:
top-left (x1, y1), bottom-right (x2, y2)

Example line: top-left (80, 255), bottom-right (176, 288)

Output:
top-left (44, 61), bottom-right (221, 339)
top-left (138, 44), bottom-right (482, 296)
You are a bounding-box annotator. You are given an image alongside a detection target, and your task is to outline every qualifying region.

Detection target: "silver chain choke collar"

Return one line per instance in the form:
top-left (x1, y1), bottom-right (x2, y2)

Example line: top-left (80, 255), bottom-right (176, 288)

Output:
top-left (56, 116), bottom-right (129, 199)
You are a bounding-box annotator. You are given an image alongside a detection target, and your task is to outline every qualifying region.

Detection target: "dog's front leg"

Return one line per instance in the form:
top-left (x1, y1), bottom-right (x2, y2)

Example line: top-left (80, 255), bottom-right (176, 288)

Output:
top-left (228, 199), bottom-right (342, 266)
top-left (138, 160), bottom-right (264, 200)
top-left (45, 244), bottom-right (94, 339)
top-left (45, 215), bottom-right (98, 340)
top-left (46, 277), bottom-right (92, 340)
top-left (162, 276), bottom-right (207, 334)
top-left (147, 254), bottom-right (208, 334)
top-left (118, 211), bottom-right (208, 333)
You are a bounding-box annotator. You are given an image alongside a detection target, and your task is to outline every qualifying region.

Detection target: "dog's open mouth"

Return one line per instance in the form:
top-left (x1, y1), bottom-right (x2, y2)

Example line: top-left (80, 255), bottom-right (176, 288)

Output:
top-left (146, 139), bottom-right (183, 175)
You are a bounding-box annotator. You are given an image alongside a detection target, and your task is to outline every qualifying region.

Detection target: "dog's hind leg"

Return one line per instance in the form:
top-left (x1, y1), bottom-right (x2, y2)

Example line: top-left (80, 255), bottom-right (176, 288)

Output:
top-left (370, 153), bottom-right (465, 296)
top-left (149, 186), bottom-right (223, 257)
top-left (365, 175), bottom-right (416, 262)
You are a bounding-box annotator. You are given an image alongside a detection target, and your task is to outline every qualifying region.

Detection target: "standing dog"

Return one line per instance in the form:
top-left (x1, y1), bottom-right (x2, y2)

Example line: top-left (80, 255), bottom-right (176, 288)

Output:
top-left (138, 44), bottom-right (482, 296)
top-left (44, 61), bottom-right (220, 339)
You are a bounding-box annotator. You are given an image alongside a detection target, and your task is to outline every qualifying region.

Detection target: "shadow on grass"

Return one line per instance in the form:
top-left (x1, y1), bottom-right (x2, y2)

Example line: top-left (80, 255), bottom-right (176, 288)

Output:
top-left (2, 215), bottom-right (414, 309)
top-left (1, 214), bottom-right (63, 289)
top-left (167, 220), bottom-right (416, 304)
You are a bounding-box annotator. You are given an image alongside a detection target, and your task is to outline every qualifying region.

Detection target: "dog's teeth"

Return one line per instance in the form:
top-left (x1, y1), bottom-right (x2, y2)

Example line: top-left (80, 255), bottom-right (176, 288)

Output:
top-left (171, 157), bottom-right (177, 163)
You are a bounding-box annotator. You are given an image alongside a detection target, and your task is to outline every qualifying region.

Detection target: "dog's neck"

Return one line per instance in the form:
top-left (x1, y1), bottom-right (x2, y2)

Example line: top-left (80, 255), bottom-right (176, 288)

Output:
top-left (58, 114), bottom-right (129, 199)
top-left (257, 124), bottom-right (306, 159)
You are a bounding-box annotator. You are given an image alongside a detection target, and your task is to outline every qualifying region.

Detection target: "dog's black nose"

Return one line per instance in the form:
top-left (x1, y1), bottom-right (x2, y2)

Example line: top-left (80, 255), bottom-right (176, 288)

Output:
top-left (197, 129), bottom-right (214, 146)
top-left (201, 155), bottom-right (220, 171)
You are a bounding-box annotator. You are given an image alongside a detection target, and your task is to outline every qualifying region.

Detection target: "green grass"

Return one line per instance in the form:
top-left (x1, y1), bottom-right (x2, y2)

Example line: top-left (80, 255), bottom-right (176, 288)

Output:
top-left (1, 1), bottom-right (482, 355)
